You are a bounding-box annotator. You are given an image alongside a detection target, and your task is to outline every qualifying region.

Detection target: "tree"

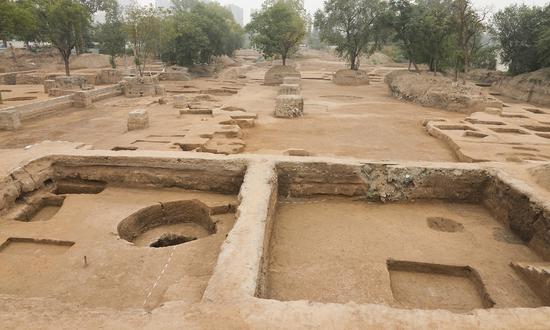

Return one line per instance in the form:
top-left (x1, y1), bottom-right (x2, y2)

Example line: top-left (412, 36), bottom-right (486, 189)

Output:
top-left (43, 0), bottom-right (91, 76)
top-left (124, 4), bottom-right (162, 76)
top-left (0, 0), bottom-right (40, 47)
top-left (246, 0), bottom-right (306, 66)
top-left (97, 0), bottom-right (126, 68)
top-left (535, 4), bottom-right (550, 68)
top-left (314, 0), bottom-right (387, 70)
top-left (387, 0), bottom-right (423, 71)
top-left (159, 2), bottom-right (243, 67)
top-left (451, 0), bottom-right (487, 78)
top-left (493, 5), bottom-right (545, 75)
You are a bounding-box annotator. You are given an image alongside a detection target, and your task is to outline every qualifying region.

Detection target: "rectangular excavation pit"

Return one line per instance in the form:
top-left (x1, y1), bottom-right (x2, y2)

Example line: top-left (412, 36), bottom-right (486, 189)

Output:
top-left (0, 157), bottom-right (247, 311)
top-left (0, 155), bottom-right (250, 308)
top-left (524, 108), bottom-right (547, 114)
top-left (521, 125), bottom-right (550, 132)
top-left (252, 162), bottom-right (549, 311)
top-left (387, 260), bottom-right (494, 312)
top-left (434, 124), bottom-right (477, 131)
top-left (490, 127), bottom-right (530, 135)
top-left (13, 194), bottom-right (65, 222)
top-left (0, 237), bottom-right (74, 255)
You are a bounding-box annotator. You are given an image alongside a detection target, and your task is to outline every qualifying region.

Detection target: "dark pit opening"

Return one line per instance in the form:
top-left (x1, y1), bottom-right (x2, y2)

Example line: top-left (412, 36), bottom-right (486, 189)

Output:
top-left (149, 233), bottom-right (197, 248)
top-left (54, 179), bottom-right (107, 195)
top-left (118, 199), bottom-right (216, 248)
top-left (427, 217), bottom-right (464, 233)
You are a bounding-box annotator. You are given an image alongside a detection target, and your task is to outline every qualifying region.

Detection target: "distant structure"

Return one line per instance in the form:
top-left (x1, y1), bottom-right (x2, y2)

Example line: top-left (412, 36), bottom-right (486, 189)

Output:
top-left (225, 4), bottom-right (244, 26)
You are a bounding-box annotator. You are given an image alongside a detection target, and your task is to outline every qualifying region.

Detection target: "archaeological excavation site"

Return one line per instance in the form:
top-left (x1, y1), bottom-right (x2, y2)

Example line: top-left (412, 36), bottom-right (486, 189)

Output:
top-left (1, 0), bottom-right (550, 328)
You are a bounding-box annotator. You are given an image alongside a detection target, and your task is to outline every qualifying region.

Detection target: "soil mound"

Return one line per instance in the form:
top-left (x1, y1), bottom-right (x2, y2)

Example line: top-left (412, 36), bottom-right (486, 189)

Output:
top-left (264, 65), bottom-right (301, 85)
top-left (333, 69), bottom-right (370, 86)
top-left (385, 70), bottom-right (501, 113)
top-left (491, 68), bottom-right (550, 106)
top-left (70, 54), bottom-right (111, 69)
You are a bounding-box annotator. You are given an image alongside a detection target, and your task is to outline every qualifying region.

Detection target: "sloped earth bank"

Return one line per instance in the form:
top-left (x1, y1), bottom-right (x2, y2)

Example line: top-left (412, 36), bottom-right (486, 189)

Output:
top-left (384, 70), bottom-right (502, 114)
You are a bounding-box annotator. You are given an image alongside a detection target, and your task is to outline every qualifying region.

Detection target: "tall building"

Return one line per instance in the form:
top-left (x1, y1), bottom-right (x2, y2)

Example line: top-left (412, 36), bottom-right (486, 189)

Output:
top-left (225, 4), bottom-right (244, 26)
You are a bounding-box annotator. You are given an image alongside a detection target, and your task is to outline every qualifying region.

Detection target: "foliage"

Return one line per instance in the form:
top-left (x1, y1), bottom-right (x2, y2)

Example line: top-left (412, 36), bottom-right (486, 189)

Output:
top-left (124, 4), bottom-right (163, 76)
top-left (96, 0), bottom-right (126, 68)
top-left (0, 0), bottom-right (40, 46)
top-left (43, 0), bottom-right (91, 76)
top-left (493, 4), bottom-right (547, 75)
top-left (387, 0), bottom-right (486, 75)
top-left (160, 2), bottom-right (243, 66)
top-left (471, 43), bottom-right (498, 70)
top-left (246, 0), bottom-right (306, 65)
top-left (314, 0), bottom-right (388, 70)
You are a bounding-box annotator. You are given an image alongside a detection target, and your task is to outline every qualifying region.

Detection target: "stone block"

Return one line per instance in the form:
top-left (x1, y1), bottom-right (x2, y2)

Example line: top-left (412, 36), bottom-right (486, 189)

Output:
top-left (0, 108), bottom-right (21, 130)
top-left (275, 95), bottom-right (304, 118)
top-left (174, 95), bottom-right (189, 109)
top-left (283, 77), bottom-right (301, 85)
top-left (43, 80), bottom-right (56, 93)
top-left (278, 83), bottom-right (301, 95)
top-left (72, 91), bottom-right (92, 108)
top-left (127, 108), bottom-right (149, 131)
top-left (122, 76), bottom-right (157, 98)
top-left (155, 84), bottom-right (166, 96)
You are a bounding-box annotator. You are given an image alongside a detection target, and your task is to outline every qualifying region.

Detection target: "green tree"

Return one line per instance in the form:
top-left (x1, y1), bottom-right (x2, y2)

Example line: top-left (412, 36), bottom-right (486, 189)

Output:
top-left (160, 2), bottom-right (243, 66)
top-left (0, 0), bottom-right (40, 47)
top-left (124, 4), bottom-right (162, 76)
top-left (314, 0), bottom-right (387, 70)
top-left (535, 4), bottom-right (550, 68)
top-left (451, 0), bottom-right (487, 78)
top-left (246, 0), bottom-right (306, 66)
top-left (387, 0), bottom-right (424, 71)
top-left (493, 5), bottom-right (545, 75)
top-left (97, 0), bottom-right (126, 68)
top-left (43, 0), bottom-right (91, 76)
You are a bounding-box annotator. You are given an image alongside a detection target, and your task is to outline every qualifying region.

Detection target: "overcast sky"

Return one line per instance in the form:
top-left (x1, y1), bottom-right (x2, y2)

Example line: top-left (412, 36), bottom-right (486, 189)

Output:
top-left (203, 0), bottom-right (550, 24)
top-left (139, 0), bottom-right (549, 24)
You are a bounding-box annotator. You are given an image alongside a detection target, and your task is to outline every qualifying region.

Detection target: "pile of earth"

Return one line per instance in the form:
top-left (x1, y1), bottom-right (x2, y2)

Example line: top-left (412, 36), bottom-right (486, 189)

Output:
top-left (490, 68), bottom-right (550, 106)
top-left (385, 70), bottom-right (502, 113)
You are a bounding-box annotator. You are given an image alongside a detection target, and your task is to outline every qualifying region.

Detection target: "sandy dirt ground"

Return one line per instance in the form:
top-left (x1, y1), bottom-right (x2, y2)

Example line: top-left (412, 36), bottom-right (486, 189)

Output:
top-left (0, 52), bottom-right (465, 162)
top-left (266, 198), bottom-right (542, 309)
top-left (0, 84), bottom-right (48, 109)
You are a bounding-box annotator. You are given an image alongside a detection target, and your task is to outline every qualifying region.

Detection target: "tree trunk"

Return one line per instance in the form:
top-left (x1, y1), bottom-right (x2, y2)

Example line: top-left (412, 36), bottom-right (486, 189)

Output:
top-left (64, 56), bottom-right (71, 76)
top-left (282, 54), bottom-right (286, 66)
top-left (2, 39), bottom-right (7, 47)
top-left (412, 60), bottom-right (420, 73)
top-left (350, 53), bottom-right (356, 70)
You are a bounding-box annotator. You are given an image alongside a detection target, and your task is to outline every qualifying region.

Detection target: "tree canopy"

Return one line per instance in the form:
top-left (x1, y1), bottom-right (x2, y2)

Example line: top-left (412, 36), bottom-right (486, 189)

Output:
top-left (493, 4), bottom-right (550, 75)
top-left (43, 0), bottom-right (91, 76)
top-left (246, 0), bottom-right (306, 66)
top-left (315, 0), bottom-right (387, 70)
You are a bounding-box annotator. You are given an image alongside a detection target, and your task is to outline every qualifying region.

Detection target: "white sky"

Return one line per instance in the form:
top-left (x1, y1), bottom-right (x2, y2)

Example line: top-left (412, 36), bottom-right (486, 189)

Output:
top-left (141, 0), bottom-right (550, 24)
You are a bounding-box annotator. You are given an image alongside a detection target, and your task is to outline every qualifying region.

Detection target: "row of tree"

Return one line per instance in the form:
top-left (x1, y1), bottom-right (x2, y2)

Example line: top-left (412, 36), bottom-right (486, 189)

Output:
top-left (0, 0), bottom-right (243, 76)
top-left (246, 0), bottom-right (550, 77)
top-left (1, 0), bottom-right (549, 77)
